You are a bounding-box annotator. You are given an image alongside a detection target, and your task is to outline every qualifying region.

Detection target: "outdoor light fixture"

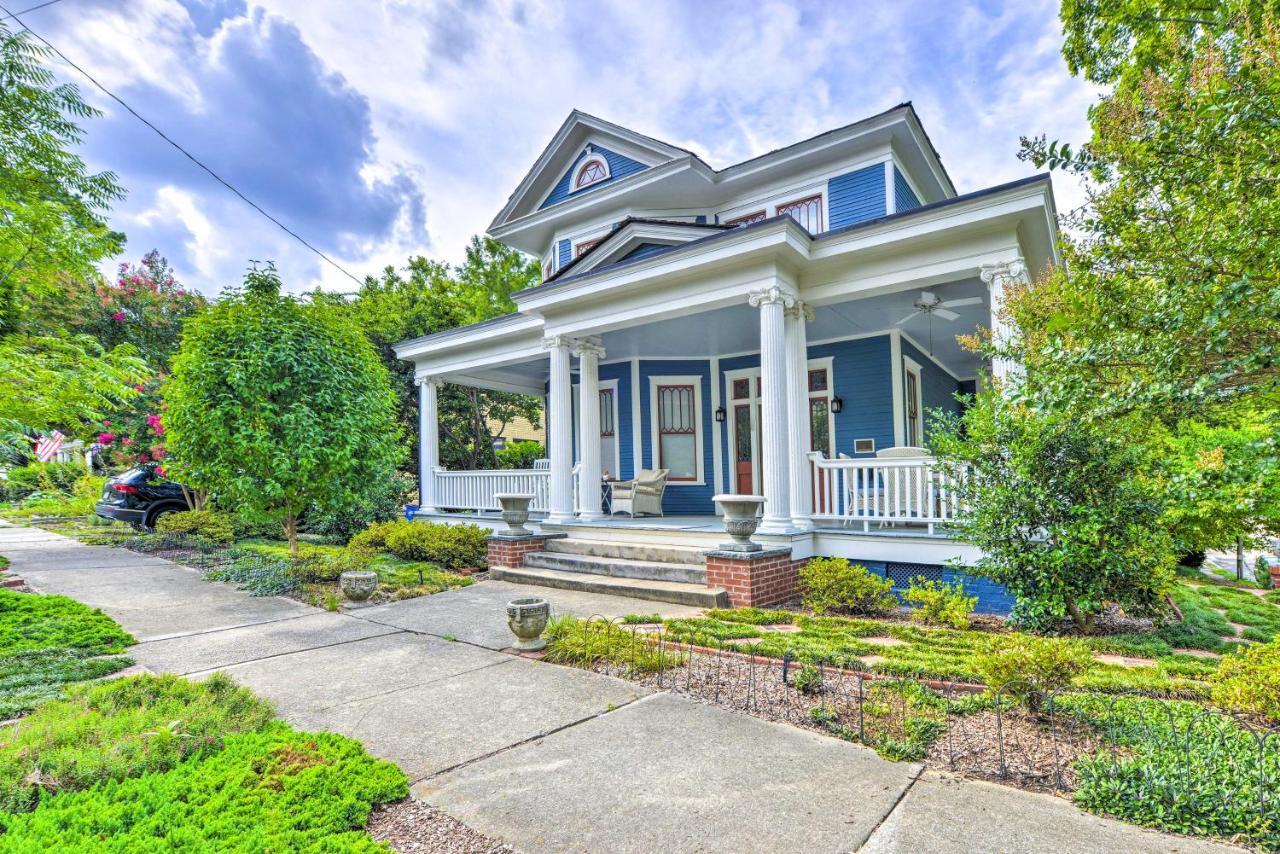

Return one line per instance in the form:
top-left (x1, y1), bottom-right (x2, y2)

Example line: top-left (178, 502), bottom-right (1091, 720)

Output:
top-left (830, 395), bottom-right (844, 414)
top-left (714, 405), bottom-right (726, 423)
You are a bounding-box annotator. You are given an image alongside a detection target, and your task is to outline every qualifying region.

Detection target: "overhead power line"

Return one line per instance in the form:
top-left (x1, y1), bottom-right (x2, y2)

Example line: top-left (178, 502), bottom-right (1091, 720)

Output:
top-left (0, 2), bottom-right (365, 287)
top-left (0, 0), bottom-right (64, 21)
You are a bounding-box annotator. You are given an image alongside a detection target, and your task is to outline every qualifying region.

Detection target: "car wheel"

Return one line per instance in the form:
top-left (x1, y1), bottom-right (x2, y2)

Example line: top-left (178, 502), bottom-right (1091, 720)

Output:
top-left (146, 506), bottom-right (180, 531)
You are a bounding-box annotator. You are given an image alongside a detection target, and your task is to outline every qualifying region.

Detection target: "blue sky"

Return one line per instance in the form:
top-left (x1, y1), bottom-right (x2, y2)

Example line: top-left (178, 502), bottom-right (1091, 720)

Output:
top-left (21, 0), bottom-right (1096, 295)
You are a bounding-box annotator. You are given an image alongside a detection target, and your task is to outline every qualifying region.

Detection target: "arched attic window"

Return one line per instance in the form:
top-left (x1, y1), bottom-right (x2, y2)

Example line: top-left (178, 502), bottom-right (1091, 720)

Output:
top-left (573, 153), bottom-right (610, 190)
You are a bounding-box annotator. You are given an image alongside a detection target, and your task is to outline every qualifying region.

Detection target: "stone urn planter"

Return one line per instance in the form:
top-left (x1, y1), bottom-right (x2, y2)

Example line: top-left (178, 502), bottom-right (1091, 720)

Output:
top-left (339, 570), bottom-right (378, 602)
top-left (506, 597), bottom-right (550, 651)
top-left (495, 493), bottom-right (536, 537)
top-left (713, 494), bottom-right (766, 552)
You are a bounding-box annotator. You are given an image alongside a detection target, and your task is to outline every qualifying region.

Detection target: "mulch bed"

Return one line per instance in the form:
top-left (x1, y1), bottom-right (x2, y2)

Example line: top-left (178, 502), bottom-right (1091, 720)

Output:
top-left (368, 799), bottom-right (516, 854)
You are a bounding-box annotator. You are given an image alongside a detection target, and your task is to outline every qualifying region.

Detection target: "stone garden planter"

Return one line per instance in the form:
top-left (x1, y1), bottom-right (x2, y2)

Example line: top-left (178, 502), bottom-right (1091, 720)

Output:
top-left (506, 597), bottom-right (550, 651)
top-left (713, 494), bottom-right (766, 552)
top-left (339, 570), bottom-right (378, 602)
top-left (495, 493), bottom-right (536, 537)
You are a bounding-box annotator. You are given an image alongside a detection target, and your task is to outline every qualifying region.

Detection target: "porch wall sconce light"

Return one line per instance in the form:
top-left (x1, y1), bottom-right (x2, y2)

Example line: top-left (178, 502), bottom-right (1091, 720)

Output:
top-left (830, 395), bottom-right (844, 414)
top-left (714, 405), bottom-right (726, 423)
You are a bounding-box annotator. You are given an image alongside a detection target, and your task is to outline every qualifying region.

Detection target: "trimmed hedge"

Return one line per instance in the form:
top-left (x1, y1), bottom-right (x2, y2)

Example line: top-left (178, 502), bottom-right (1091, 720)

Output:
top-left (354, 520), bottom-right (487, 571)
top-left (154, 510), bottom-right (235, 546)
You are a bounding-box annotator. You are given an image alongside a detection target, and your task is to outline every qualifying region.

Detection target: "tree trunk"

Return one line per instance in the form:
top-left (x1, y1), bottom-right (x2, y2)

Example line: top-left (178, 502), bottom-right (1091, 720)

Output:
top-left (1064, 598), bottom-right (1093, 634)
top-left (283, 513), bottom-right (298, 559)
top-left (1163, 592), bottom-right (1184, 622)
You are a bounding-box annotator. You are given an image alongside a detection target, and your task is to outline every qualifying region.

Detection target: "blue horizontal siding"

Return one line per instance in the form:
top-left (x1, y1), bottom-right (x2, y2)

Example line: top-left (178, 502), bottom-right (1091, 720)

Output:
top-left (894, 165), bottom-right (921, 212)
top-left (827, 163), bottom-right (886, 230)
top-left (600, 361), bottom-right (634, 480)
top-left (540, 146), bottom-right (648, 210)
top-left (557, 239), bottom-right (570, 268)
top-left (854, 560), bottom-right (1013, 614)
top-left (638, 359), bottom-right (714, 514)
top-left (811, 335), bottom-right (895, 457)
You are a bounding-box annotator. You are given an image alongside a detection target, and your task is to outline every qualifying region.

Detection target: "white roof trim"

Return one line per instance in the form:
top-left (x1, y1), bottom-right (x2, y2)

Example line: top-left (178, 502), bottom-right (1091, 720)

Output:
top-left (567, 221), bottom-right (726, 277)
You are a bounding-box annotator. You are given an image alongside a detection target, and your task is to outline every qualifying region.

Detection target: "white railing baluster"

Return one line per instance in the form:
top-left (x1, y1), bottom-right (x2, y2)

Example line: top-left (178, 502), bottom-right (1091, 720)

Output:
top-left (805, 455), bottom-right (966, 533)
top-left (431, 467), bottom-right (554, 514)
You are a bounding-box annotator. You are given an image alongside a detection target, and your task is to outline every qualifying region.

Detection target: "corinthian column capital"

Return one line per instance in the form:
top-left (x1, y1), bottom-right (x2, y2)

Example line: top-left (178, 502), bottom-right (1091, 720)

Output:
top-left (748, 285), bottom-right (797, 310)
top-left (571, 336), bottom-right (605, 360)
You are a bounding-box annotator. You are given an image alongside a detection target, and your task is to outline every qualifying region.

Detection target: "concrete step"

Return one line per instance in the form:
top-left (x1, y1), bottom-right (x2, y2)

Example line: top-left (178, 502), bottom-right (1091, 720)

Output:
top-left (524, 551), bottom-right (707, 585)
top-left (489, 565), bottom-right (729, 609)
top-left (544, 537), bottom-right (707, 566)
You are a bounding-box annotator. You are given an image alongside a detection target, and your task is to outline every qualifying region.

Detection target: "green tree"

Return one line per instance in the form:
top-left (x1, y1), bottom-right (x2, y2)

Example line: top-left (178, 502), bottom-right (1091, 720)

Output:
top-left (932, 390), bottom-right (1175, 633)
top-left (344, 242), bottom-right (542, 473)
top-left (165, 265), bottom-right (401, 555)
top-left (0, 23), bottom-right (123, 333)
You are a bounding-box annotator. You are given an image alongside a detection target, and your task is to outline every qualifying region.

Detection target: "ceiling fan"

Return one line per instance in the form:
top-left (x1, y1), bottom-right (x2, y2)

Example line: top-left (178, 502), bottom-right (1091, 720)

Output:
top-left (893, 291), bottom-right (983, 354)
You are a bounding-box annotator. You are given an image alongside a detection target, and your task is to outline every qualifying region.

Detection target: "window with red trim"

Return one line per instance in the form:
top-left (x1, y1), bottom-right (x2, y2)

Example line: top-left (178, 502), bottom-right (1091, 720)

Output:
top-left (574, 158), bottom-right (608, 189)
top-left (575, 238), bottom-right (602, 258)
top-left (724, 210), bottom-right (767, 227)
top-left (777, 194), bottom-right (823, 233)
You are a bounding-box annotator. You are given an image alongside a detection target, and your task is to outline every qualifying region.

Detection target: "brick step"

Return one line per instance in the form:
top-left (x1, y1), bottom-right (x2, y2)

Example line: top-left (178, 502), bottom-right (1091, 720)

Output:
top-left (543, 537), bottom-right (707, 566)
top-left (523, 551), bottom-right (707, 585)
top-left (489, 565), bottom-right (730, 609)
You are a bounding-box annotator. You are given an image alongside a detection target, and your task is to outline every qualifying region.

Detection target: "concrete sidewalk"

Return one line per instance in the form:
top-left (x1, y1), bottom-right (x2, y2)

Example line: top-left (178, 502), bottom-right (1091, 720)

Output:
top-left (0, 524), bottom-right (1245, 853)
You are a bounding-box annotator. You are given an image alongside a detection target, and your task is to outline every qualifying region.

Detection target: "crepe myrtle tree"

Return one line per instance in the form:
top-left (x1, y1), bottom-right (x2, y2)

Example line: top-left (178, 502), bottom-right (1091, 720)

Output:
top-left (164, 264), bottom-right (401, 556)
top-left (931, 388), bottom-right (1176, 633)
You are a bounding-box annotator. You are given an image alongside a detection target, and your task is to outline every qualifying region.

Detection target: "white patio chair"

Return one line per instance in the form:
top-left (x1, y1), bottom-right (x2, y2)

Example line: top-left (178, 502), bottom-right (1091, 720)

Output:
top-left (609, 469), bottom-right (668, 517)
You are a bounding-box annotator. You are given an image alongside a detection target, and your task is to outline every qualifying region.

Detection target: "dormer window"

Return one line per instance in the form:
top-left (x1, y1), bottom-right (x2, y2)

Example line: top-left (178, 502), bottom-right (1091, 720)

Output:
top-left (573, 154), bottom-right (610, 191)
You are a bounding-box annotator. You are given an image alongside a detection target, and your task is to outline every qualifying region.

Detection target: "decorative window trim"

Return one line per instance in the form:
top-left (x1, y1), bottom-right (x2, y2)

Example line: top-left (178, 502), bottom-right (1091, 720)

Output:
top-left (648, 374), bottom-right (704, 485)
top-left (724, 210), bottom-right (767, 227)
top-left (574, 237), bottom-right (603, 258)
top-left (903, 355), bottom-right (923, 447)
top-left (776, 193), bottom-right (824, 233)
top-left (571, 153), bottom-right (611, 192)
top-left (599, 378), bottom-right (620, 479)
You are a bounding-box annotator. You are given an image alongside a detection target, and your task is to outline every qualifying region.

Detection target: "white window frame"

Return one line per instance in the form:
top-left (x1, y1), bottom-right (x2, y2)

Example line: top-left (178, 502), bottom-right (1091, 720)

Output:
top-left (571, 153), bottom-right (611, 192)
top-left (903, 355), bottom-right (924, 447)
top-left (724, 366), bottom-right (762, 494)
top-left (599, 378), bottom-right (621, 480)
top-left (649, 374), bottom-right (704, 485)
top-left (806, 356), bottom-right (836, 456)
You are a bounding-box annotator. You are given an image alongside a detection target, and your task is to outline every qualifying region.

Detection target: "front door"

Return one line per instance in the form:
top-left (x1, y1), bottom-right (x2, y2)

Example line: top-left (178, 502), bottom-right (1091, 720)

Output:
top-left (733, 403), bottom-right (754, 493)
top-left (727, 373), bottom-right (763, 494)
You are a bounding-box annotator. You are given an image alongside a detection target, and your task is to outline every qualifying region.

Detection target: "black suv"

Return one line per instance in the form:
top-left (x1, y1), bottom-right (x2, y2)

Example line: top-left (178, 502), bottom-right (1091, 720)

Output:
top-left (95, 465), bottom-right (191, 530)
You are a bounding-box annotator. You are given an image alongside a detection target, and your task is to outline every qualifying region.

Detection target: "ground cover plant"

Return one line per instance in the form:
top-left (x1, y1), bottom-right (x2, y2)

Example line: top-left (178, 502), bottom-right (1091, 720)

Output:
top-left (0, 589), bottom-right (134, 718)
top-left (543, 615), bottom-right (676, 674)
top-left (0, 720), bottom-right (408, 851)
top-left (0, 673), bottom-right (273, 812)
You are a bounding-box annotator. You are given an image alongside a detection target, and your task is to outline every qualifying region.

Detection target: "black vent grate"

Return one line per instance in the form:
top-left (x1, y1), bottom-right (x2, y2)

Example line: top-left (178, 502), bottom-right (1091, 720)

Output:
top-left (885, 562), bottom-right (944, 588)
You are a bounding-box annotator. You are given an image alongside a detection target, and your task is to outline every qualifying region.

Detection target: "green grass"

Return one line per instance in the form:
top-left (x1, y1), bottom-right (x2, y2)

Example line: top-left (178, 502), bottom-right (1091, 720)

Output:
top-left (544, 615), bottom-right (678, 674)
top-left (238, 539), bottom-right (473, 602)
top-left (0, 673), bottom-right (274, 813)
top-left (0, 589), bottom-right (136, 717)
top-left (0, 720), bottom-right (407, 852)
top-left (657, 602), bottom-right (1219, 698)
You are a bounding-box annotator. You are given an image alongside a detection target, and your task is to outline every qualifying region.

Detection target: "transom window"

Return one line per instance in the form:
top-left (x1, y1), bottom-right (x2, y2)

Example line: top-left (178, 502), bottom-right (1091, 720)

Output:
top-left (777, 194), bottom-right (823, 233)
top-left (724, 210), bottom-right (767, 227)
top-left (573, 154), bottom-right (610, 190)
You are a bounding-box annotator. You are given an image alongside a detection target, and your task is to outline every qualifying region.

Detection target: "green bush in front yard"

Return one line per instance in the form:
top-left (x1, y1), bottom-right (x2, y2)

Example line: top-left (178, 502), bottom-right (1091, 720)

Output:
top-left (0, 721), bottom-right (407, 851)
top-left (154, 510), bottom-right (235, 546)
top-left (0, 589), bottom-right (133, 658)
top-left (0, 673), bottom-right (274, 812)
top-left (902, 578), bottom-right (977, 629)
top-left (383, 520), bottom-right (487, 570)
top-left (1211, 639), bottom-right (1280, 722)
top-left (0, 461), bottom-right (87, 501)
top-left (974, 634), bottom-right (1093, 709)
top-left (347, 519), bottom-right (402, 552)
top-left (800, 558), bottom-right (898, 616)
top-left (544, 615), bottom-right (676, 674)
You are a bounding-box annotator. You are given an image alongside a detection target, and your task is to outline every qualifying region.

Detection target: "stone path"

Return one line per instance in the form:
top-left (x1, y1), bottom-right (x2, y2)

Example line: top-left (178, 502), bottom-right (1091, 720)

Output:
top-left (0, 523), bottom-right (1246, 854)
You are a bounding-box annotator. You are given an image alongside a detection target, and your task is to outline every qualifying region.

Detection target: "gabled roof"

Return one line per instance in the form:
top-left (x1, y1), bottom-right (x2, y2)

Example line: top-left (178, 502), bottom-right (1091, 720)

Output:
top-left (489, 111), bottom-right (700, 230)
top-left (548, 217), bottom-right (731, 281)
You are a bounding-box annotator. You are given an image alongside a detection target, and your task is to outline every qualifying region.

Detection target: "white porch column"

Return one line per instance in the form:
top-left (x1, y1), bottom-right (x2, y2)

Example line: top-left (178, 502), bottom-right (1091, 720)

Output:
top-left (416, 376), bottom-right (440, 513)
top-left (749, 286), bottom-right (793, 533)
top-left (573, 337), bottom-right (605, 521)
top-left (544, 335), bottom-right (576, 523)
top-left (785, 300), bottom-right (815, 530)
top-left (979, 257), bottom-right (1028, 384)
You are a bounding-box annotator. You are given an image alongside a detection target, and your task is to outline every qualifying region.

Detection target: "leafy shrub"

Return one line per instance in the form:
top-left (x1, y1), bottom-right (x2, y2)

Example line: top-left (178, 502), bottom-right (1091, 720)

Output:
top-left (0, 722), bottom-right (407, 851)
top-left (1065, 693), bottom-right (1278, 849)
top-left (495, 440), bottom-right (544, 470)
top-left (0, 461), bottom-right (87, 501)
top-left (205, 551), bottom-right (297, 597)
top-left (0, 589), bottom-right (133, 657)
top-left (902, 578), bottom-right (978, 629)
top-left (154, 510), bottom-right (235, 545)
top-left (287, 545), bottom-right (375, 583)
top-left (0, 673), bottom-right (273, 812)
top-left (974, 635), bottom-right (1093, 709)
top-left (348, 518), bottom-right (404, 552)
top-left (384, 521), bottom-right (487, 570)
top-left (793, 663), bottom-right (823, 695)
top-left (800, 558), bottom-right (897, 616)
top-left (1211, 639), bottom-right (1280, 722)
top-left (304, 470), bottom-right (415, 543)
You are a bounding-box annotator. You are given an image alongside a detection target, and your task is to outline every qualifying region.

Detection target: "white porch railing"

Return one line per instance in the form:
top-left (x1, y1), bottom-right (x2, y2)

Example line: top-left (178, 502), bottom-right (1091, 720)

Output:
top-left (431, 464), bottom-right (580, 514)
top-left (808, 453), bottom-right (970, 534)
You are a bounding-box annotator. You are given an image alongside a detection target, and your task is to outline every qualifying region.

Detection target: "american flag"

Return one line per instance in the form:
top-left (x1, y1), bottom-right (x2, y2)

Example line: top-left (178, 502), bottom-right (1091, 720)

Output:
top-left (34, 431), bottom-right (65, 463)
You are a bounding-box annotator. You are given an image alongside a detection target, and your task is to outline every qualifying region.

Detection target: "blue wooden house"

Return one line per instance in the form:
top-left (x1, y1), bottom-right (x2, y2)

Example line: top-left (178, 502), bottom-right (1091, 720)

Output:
top-left (395, 104), bottom-right (1057, 611)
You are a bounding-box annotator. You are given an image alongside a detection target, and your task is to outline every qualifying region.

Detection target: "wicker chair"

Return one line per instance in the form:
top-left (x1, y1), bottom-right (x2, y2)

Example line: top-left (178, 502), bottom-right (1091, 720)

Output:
top-left (609, 469), bottom-right (669, 517)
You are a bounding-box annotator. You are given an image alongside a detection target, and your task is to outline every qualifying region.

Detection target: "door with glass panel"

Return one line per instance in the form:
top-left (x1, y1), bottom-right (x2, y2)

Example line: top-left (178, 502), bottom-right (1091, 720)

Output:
top-left (727, 373), bottom-right (762, 494)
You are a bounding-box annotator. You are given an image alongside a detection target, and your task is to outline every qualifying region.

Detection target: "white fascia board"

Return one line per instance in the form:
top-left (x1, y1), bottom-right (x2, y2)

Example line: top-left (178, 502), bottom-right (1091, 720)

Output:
top-left (413, 334), bottom-right (547, 379)
top-left (712, 112), bottom-right (901, 185)
top-left (394, 314), bottom-right (544, 362)
top-left (441, 371), bottom-right (546, 395)
top-left (516, 219), bottom-right (808, 313)
top-left (713, 147), bottom-right (892, 222)
top-left (570, 222), bottom-right (723, 275)
top-left (490, 159), bottom-right (703, 248)
top-left (899, 110), bottom-right (955, 198)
